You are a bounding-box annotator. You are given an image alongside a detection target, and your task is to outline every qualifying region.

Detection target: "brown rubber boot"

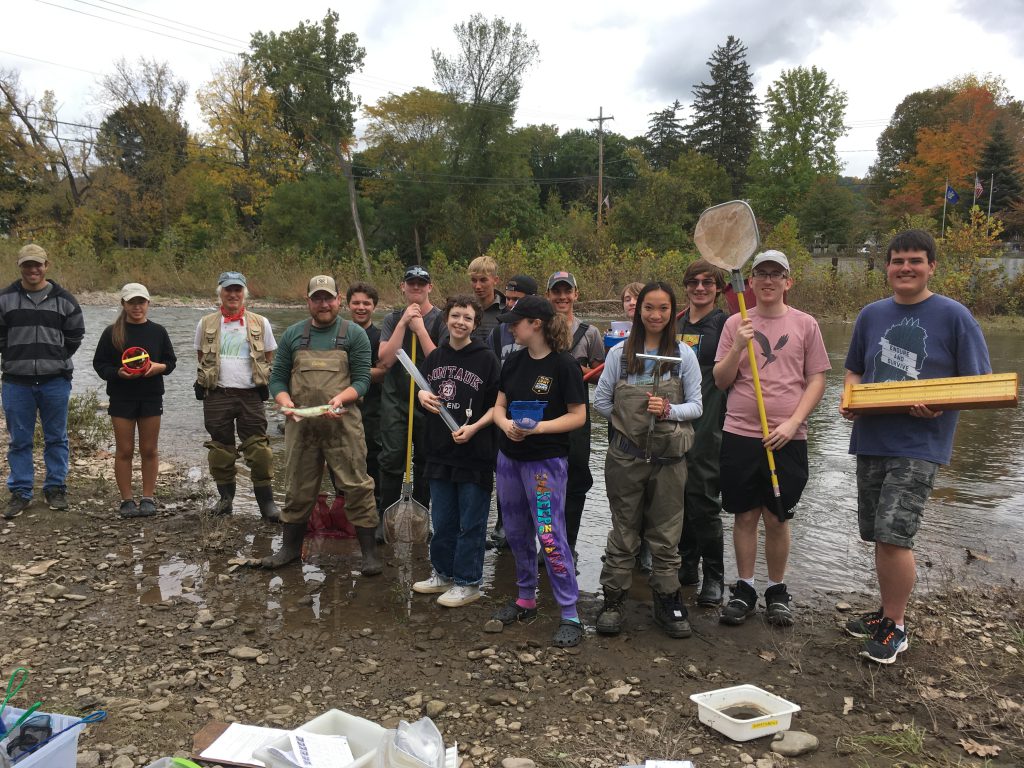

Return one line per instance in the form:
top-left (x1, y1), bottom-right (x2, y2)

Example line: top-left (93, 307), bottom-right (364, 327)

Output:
top-left (253, 485), bottom-right (281, 523)
top-left (356, 526), bottom-right (383, 576)
top-left (261, 522), bottom-right (304, 569)
top-left (211, 483), bottom-right (235, 516)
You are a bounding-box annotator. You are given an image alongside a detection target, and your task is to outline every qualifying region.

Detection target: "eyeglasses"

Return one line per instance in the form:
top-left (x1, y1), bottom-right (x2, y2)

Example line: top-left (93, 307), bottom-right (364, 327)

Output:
top-left (5, 714), bottom-right (52, 759)
top-left (308, 296), bottom-right (337, 305)
top-left (684, 279), bottom-right (717, 288)
top-left (751, 270), bottom-right (789, 281)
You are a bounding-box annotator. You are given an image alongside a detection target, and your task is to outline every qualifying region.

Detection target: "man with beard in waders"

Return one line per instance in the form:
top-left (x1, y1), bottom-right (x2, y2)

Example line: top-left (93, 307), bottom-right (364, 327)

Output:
top-left (194, 271), bottom-right (279, 521)
top-left (263, 276), bottom-right (381, 575)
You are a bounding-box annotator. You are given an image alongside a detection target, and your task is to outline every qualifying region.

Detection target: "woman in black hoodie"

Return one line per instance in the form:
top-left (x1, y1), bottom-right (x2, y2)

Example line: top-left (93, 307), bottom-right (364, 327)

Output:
top-left (412, 295), bottom-right (500, 608)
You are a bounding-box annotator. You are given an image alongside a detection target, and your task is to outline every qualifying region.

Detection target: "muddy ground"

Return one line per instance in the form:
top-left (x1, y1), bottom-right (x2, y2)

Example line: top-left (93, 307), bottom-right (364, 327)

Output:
top-left (0, 460), bottom-right (1021, 768)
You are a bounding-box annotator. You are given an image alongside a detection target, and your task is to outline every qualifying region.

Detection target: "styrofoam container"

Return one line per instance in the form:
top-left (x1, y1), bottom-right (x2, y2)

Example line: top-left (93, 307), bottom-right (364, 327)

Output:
top-left (0, 706), bottom-right (83, 768)
top-left (689, 684), bottom-right (800, 742)
top-left (252, 709), bottom-right (386, 768)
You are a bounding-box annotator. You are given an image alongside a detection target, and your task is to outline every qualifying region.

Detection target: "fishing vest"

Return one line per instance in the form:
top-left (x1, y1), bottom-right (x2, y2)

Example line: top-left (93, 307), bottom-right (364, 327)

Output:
top-left (195, 310), bottom-right (271, 390)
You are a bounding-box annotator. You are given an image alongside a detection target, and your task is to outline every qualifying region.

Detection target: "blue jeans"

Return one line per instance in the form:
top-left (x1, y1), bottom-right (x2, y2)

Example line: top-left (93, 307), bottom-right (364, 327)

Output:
top-left (428, 478), bottom-right (490, 586)
top-left (2, 378), bottom-right (72, 498)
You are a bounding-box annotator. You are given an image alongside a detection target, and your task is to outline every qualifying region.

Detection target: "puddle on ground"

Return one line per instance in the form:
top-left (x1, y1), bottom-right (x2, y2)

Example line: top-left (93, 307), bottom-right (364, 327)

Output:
top-left (135, 554), bottom-right (207, 605)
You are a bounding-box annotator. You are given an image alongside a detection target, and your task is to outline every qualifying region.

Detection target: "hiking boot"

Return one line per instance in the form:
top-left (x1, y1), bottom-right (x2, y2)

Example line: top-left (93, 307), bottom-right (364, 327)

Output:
top-left (764, 583), bottom-right (795, 627)
top-left (437, 584), bottom-right (481, 607)
top-left (845, 608), bottom-right (883, 639)
top-left (697, 579), bottom-right (725, 607)
top-left (261, 522), bottom-right (305, 569)
top-left (413, 572), bottom-right (455, 594)
top-left (211, 483), bottom-right (235, 516)
top-left (720, 581), bottom-right (758, 625)
top-left (355, 526), bottom-right (383, 576)
top-left (119, 499), bottom-right (141, 518)
top-left (253, 485), bottom-right (280, 523)
top-left (138, 497), bottom-right (158, 517)
top-left (595, 588), bottom-right (626, 635)
top-left (860, 617), bottom-right (909, 664)
top-left (44, 487), bottom-right (68, 510)
top-left (4, 494), bottom-right (30, 519)
top-left (652, 590), bottom-right (692, 638)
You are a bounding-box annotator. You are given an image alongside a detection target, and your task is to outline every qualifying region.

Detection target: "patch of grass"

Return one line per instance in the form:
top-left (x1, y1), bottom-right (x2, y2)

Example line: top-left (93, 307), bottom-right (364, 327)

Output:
top-left (32, 389), bottom-right (112, 453)
top-left (848, 722), bottom-right (926, 756)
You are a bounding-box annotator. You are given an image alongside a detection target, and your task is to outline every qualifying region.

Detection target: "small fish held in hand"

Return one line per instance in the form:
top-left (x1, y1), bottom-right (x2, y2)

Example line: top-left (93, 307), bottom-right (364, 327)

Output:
top-left (280, 404), bottom-right (346, 420)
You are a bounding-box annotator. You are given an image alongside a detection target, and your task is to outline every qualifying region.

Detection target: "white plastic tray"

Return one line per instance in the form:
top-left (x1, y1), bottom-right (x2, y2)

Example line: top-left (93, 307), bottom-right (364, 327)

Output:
top-left (689, 684), bottom-right (799, 742)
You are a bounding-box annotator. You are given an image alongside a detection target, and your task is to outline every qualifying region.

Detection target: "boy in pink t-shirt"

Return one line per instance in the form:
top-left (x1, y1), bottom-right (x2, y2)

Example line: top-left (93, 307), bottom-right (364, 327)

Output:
top-left (713, 250), bottom-right (830, 627)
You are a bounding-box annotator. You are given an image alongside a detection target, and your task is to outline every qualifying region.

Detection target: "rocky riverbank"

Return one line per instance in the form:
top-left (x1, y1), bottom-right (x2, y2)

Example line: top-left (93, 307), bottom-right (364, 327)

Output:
top-left (0, 461), bottom-right (1021, 767)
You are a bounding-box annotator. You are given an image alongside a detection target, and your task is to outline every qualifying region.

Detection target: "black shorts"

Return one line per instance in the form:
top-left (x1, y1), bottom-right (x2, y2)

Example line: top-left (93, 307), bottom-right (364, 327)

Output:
top-left (109, 398), bottom-right (163, 420)
top-left (719, 431), bottom-right (808, 519)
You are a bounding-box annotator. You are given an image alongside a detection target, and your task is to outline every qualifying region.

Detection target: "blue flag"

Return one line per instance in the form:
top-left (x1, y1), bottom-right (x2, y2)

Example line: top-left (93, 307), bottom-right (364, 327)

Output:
top-left (945, 185), bottom-right (960, 204)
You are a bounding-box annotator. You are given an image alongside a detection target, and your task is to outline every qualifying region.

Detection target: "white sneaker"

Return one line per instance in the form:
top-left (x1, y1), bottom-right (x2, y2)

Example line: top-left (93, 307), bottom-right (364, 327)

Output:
top-left (437, 584), bottom-right (481, 607)
top-left (413, 573), bottom-right (454, 594)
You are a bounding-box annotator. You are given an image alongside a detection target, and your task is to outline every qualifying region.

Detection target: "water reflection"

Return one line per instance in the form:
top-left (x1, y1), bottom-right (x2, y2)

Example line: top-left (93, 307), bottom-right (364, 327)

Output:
top-left (85, 305), bottom-right (1022, 603)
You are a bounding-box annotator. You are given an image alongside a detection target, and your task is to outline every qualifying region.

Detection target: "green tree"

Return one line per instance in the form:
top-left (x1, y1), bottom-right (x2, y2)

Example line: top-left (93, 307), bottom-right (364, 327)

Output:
top-left (260, 175), bottom-right (357, 252)
top-left (978, 120), bottom-right (1023, 215)
top-left (248, 10), bottom-right (370, 271)
top-left (797, 176), bottom-right (861, 247)
top-left (869, 87), bottom-right (954, 198)
top-left (686, 36), bottom-right (759, 196)
top-left (747, 66), bottom-right (848, 222)
top-left (607, 148), bottom-right (730, 252)
top-left (430, 14), bottom-right (541, 255)
top-left (644, 100), bottom-right (685, 169)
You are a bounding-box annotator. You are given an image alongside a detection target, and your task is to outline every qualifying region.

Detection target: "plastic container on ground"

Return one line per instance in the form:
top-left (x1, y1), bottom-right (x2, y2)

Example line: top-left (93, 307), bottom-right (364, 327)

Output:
top-left (253, 709), bottom-right (386, 768)
top-left (689, 684), bottom-right (800, 742)
top-left (143, 759), bottom-right (202, 768)
top-left (603, 321), bottom-right (631, 349)
top-left (0, 706), bottom-right (82, 768)
top-left (508, 400), bottom-right (546, 429)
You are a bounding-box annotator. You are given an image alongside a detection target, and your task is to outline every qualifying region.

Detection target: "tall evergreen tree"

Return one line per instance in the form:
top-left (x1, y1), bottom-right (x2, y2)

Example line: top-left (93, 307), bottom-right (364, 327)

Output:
top-left (644, 100), bottom-right (685, 169)
top-left (686, 36), bottom-right (759, 196)
top-left (978, 119), bottom-right (1023, 214)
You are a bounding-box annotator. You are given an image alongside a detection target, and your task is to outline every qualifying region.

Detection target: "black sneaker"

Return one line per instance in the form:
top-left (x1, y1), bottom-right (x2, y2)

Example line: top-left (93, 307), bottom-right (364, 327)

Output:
top-left (652, 590), bottom-right (692, 638)
top-left (845, 608), bottom-right (883, 639)
top-left (764, 583), bottom-right (795, 627)
top-left (138, 498), bottom-right (157, 517)
top-left (4, 494), bottom-right (30, 519)
top-left (44, 487), bottom-right (68, 510)
top-left (860, 617), bottom-right (909, 664)
top-left (720, 581), bottom-right (757, 625)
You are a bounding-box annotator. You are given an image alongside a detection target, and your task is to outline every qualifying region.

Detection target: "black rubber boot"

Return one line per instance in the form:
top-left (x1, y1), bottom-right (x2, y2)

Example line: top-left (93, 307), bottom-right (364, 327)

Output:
top-left (653, 590), bottom-right (692, 638)
top-left (211, 483), bottom-right (235, 516)
top-left (697, 520), bottom-right (725, 606)
top-left (356, 526), bottom-right (383, 576)
top-left (261, 522), bottom-right (304, 569)
top-left (253, 485), bottom-right (280, 523)
top-left (595, 587), bottom-right (626, 635)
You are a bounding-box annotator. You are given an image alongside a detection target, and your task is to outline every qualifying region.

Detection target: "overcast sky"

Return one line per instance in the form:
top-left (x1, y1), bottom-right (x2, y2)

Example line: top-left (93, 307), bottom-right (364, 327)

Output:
top-left (3, 0), bottom-right (1023, 178)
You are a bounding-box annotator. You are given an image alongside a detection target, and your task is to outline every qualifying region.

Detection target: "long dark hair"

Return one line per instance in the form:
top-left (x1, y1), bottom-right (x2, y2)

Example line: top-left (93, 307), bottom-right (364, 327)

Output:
top-left (111, 306), bottom-right (129, 352)
top-left (624, 282), bottom-right (678, 375)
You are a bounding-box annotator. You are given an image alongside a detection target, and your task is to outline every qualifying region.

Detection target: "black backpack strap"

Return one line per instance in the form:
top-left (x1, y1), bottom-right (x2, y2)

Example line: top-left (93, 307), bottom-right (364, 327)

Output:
top-left (571, 322), bottom-right (589, 352)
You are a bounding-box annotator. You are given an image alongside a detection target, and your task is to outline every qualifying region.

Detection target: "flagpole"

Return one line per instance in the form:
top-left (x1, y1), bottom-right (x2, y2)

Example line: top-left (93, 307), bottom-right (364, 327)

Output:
top-left (987, 173), bottom-right (994, 218)
top-left (941, 177), bottom-right (949, 238)
top-left (972, 174), bottom-right (978, 208)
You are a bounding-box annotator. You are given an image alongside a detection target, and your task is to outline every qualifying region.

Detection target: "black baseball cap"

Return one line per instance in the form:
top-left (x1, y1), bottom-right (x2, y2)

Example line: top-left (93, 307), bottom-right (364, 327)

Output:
top-left (505, 275), bottom-right (538, 295)
top-left (497, 295), bottom-right (554, 323)
top-left (403, 265), bottom-right (431, 283)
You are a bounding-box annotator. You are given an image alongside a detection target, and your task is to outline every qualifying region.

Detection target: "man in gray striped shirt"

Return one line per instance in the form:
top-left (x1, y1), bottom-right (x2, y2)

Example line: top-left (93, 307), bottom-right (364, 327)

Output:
top-left (0, 244), bottom-right (84, 518)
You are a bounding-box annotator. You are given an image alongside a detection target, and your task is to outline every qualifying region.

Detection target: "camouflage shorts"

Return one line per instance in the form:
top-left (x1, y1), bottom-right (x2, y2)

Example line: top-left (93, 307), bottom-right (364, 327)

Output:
top-left (856, 456), bottom-right (938, 548)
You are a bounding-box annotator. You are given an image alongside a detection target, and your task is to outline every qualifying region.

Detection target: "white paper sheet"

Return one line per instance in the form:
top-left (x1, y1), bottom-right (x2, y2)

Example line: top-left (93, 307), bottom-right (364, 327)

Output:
top-left (199, 722), bottom-right (289, 764)
top-left (288, 731), bottom-right (355, 768)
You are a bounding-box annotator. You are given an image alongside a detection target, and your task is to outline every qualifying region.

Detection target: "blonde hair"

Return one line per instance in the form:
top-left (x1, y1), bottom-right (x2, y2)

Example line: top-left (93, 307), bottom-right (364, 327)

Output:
top-left (542, 313), bottom-right (570, 353)
top-left (468, 255), bottom-right (498, 277)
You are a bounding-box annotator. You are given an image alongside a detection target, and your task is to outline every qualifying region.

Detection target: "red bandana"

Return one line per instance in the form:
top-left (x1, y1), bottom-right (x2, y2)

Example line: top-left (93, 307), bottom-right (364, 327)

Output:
top-left (221, 305), bottom-right (245, 324)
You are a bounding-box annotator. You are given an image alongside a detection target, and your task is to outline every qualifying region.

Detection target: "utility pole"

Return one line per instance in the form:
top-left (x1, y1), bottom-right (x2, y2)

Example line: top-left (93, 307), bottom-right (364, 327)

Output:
top-left (588, 106), bottom-right (614, 228)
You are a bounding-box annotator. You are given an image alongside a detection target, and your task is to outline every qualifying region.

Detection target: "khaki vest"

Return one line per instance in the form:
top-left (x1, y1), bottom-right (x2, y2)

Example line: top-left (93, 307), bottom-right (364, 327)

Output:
top-left (196, 310), bottom-right (271, 390)
top-left (610, 361), bottom-right (694, 461)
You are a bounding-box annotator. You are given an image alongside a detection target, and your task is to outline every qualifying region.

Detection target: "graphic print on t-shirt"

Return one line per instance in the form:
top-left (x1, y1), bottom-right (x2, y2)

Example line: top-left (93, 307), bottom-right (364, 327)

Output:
top-left (681, 333), bottom-right (701, 356)
top-left (532, 375), bottom-right (552, 394)
top-left (752, 330), bottom-right (789, 367)
top-left (873, 317), bottom-right (927, 381)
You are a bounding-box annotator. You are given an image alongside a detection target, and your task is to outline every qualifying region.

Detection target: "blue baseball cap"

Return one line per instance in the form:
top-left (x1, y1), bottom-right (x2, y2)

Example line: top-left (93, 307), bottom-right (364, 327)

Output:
top-left (218, 271), bottom-right (247, 288)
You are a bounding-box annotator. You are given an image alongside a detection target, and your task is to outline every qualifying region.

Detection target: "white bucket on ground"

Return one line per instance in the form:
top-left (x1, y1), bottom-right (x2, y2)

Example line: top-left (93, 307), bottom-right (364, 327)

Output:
top-left (689, 684), bottom-right (800, 742)
top-left (0, 706), bottom-right (83, 768)
top-left (252, 709), bottom-right (386, 768)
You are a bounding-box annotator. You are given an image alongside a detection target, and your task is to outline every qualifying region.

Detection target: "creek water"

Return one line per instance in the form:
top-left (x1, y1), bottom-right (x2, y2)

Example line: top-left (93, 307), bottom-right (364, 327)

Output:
top-left (74, 305), bottom-right (1024, 606)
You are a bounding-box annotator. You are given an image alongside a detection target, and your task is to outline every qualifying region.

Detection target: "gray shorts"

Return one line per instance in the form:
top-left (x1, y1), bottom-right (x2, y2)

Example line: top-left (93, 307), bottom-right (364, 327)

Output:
top-left (856, 456), bottom-right (938, 548)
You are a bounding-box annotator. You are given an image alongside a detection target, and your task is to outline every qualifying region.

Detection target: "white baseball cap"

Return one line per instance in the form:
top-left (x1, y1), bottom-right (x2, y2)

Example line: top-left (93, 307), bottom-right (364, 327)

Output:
top-left (120, 283), bottom-right (151, 301)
